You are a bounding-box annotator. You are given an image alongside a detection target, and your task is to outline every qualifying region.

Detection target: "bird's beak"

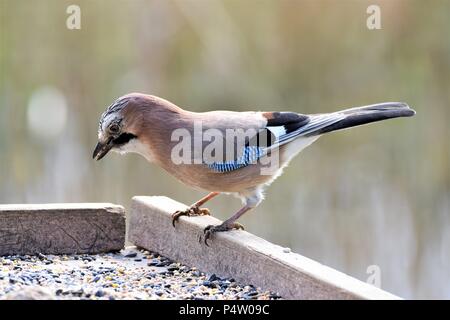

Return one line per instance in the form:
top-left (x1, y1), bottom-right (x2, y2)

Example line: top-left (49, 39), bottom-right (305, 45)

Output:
top-left (92, 140), bottom-right (113, 161)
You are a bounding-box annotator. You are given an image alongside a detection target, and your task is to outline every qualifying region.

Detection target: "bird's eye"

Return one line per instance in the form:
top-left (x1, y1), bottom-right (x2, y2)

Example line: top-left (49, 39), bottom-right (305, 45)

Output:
top-left (109, 124), bottom-right (120, 133)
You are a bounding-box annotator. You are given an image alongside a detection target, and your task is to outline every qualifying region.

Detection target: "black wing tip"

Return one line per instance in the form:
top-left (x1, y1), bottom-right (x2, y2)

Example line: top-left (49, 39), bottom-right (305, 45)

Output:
top-left (363, 102), bottom-right (416, 117)
top-left (394, 102), bottom-right (416, 117)
top-left (405, 108), bottom-right (416, 117)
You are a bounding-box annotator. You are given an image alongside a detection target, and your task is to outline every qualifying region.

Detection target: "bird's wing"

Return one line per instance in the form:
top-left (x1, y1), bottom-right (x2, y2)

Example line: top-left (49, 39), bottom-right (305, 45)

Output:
top-left (204, 102), bottom-right (415, 173)
top-left (265, 112), bottom-right (346, 149)
top-left (205, 111), bottom-right (345, 173)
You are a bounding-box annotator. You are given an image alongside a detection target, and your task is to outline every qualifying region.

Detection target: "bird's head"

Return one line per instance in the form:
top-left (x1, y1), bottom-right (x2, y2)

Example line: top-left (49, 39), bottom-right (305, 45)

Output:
top-left (93, 93), bottom-right (183, 162)
top-left (93, 94), bottom-right (141, 161)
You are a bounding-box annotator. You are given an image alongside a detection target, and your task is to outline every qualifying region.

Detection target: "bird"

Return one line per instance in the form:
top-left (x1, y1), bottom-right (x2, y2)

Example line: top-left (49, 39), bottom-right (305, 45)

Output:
top-left (93, 93), bottom-right (415, 245)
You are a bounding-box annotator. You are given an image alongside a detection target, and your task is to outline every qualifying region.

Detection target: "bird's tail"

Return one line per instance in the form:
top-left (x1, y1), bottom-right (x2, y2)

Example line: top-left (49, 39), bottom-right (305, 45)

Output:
top-left (306, 102), bottom-right (416, 136)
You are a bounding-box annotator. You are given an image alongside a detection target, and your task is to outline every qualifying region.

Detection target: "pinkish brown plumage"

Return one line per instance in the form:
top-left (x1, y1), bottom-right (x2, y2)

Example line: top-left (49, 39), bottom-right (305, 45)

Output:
top-left (93, 93), bottom-right (415, 244)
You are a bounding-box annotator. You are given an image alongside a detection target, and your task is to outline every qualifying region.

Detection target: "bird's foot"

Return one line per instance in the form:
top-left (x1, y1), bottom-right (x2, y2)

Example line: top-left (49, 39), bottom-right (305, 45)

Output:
top-left (203, 222), bottom-right (244, 246)
top-left (171, 205), bottom-right (211, 227)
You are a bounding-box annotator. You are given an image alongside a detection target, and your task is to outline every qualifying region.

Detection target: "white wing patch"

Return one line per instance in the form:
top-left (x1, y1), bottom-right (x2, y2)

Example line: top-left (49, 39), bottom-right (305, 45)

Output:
top-left (267, 126), bottom-right (286, 140)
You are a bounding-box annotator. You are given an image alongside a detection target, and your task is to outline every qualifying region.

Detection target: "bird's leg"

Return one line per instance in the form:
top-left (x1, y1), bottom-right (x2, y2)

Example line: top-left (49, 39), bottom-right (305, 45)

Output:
top-left (203, 205), bottom-right (250, 246)
top-left (172, 192), bottom-right (220, 227)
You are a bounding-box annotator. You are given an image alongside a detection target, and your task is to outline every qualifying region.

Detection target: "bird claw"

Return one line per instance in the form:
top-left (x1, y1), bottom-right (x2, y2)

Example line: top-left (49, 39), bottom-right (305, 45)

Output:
top-left (202, 222), bottom-right (244, 246)
top-left (171, 206), bottom-right (211, 227)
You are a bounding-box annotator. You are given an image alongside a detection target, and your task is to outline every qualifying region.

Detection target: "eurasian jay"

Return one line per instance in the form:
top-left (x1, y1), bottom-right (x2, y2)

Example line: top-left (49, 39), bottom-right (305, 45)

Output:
top-left (93, 93), bottom-right (415, 244)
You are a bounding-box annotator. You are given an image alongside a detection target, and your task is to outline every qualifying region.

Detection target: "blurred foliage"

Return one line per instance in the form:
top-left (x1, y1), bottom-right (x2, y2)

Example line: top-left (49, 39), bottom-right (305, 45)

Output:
top-left (1, 0), bottom-right (449, 298)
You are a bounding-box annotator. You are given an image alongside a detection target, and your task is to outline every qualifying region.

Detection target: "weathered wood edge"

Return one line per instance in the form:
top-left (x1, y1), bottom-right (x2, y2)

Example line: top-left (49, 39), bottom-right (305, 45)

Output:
top-left (0, 203), bottom-right (126, 255)
top-left (128, 196), bottom-right (400, 300)
top-left (0, 203), bottom-right (125, 212)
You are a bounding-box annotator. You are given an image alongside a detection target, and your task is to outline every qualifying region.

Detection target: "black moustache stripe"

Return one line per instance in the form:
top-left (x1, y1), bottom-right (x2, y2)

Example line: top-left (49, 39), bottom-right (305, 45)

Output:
top-left (113, 132), bottom-right (137, 145)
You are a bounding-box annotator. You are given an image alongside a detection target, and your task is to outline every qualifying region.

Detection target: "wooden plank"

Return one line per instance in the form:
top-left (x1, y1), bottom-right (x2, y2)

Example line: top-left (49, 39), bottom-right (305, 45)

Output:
top-left (0, 203), bottom-right (125, 255)
top-left (128, 196), bottom-right (400, 300)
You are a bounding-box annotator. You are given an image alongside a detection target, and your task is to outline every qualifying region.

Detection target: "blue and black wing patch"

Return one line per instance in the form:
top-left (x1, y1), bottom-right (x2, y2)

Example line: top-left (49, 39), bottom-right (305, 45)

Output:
top-left (207, 146), bottom-right (266, 173)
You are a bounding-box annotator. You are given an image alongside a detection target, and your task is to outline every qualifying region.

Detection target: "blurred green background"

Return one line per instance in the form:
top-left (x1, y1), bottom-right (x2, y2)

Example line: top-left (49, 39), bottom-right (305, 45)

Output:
top-left (1, 0), bottom-right (449, 299)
